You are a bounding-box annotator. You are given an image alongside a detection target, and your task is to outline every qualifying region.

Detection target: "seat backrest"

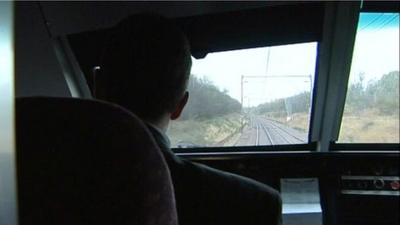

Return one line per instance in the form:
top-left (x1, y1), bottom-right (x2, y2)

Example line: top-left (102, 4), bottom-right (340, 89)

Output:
top-left (16, 97), bottom-right (177, 225)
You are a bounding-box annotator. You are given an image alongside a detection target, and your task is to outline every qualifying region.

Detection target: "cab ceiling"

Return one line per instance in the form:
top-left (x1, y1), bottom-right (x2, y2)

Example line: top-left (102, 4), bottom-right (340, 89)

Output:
top-left (39, 1), bottom-right (289, 37)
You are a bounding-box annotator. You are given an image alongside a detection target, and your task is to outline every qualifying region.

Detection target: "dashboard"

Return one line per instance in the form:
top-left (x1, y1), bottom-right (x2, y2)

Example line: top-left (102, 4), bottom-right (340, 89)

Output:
top-left (183, 151), bottom-right (400, 225)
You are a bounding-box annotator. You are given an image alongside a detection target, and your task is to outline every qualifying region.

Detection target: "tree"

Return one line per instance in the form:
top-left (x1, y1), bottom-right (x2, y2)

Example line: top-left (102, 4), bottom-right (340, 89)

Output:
top-left (345, 71), bottom-right (399, 115)
top-left (180, 75), bottom-right (242, 120)
top-left (372, 71), bottom-right (399, 115)
top-left (345, 72), bottom-right (369, 112)
top-left (255, 91), bottom-right (311, 117)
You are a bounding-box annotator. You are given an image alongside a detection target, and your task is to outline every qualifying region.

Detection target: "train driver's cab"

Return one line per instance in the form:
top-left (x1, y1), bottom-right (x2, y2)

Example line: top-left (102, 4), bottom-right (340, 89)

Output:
top-left (0, 1), bottom-right (399, 225)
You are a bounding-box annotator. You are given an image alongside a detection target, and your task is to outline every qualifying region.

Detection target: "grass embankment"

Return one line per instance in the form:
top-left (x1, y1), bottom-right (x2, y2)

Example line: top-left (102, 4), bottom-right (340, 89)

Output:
top-left (339, 110), bottom-right (399, 143)
top-left (263, 110), bottom-right (399, 143)
top-left (167, 113), bottom-right (244, 147)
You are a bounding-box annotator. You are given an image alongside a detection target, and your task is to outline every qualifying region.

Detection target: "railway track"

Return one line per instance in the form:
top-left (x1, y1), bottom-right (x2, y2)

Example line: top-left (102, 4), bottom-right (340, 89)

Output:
top-left (254, 116), bottom-right (306, 145)
top-left (235, 115), bottom-right (307, 146)
top-left (256, 122), bottom-right (274, 145)
top-left (263, 118), bottom-right (305, 143)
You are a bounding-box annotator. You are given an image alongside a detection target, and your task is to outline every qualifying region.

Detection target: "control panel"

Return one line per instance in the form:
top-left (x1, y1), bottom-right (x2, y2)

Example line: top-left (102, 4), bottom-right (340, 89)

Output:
top-left (335, 155), bottom-right (399, 225)
top-left (341, 175), bottom-right (400, 196)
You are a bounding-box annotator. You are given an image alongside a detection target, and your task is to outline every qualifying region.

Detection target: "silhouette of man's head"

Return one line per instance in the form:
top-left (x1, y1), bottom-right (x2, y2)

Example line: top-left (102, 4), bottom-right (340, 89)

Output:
top-left (96, 13), bottom-right (192, 124)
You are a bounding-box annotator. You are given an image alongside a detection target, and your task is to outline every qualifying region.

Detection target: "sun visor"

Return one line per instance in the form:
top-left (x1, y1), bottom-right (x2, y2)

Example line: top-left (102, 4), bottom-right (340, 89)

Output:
top-left (176, 2), bottom-right (325, 58)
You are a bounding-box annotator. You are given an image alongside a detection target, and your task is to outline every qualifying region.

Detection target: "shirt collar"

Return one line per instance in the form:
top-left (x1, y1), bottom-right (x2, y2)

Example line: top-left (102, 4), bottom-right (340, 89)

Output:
top-left (145, 122), bottom-right (171, 149)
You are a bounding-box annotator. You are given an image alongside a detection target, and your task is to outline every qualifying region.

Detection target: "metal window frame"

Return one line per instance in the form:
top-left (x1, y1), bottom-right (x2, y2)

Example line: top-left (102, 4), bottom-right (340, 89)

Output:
top-left (309, 1), bottom-right (361, 152)
top-left (52, 36), bottom-right (92, 98)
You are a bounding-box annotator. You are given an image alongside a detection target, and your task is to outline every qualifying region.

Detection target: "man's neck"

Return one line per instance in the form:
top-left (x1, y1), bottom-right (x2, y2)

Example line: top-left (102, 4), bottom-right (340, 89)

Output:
top-left (146, 116), bottom-right (170, 133)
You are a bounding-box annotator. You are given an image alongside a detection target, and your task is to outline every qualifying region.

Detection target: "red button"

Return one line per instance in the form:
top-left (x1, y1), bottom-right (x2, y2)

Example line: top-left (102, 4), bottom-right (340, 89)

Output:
top-left (390, 181), bottom-right (400, 190)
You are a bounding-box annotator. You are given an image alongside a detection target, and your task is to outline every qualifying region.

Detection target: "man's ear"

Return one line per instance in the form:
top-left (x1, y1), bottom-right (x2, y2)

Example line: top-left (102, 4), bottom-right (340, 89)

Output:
top-left (170, 92), bottom-right (189, 120)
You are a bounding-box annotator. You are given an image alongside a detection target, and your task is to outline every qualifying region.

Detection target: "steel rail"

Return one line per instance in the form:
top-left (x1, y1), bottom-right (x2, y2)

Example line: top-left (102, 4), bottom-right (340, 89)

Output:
top-left (263, 118), bottom-right (305, 143)
top-left (259, 122), bottom-right (275, 145)
top-left (255, 123), bottom-right (260, 146)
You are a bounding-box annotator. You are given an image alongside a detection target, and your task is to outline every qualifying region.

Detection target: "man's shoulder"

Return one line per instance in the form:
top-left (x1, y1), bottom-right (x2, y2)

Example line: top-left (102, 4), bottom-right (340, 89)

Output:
top-left (145, 124), bottom-right (281, 224)
top-left (174, 156), bottom-right (282, 225)
top-left (182, 157), bottom-right (280, 199)
top-left (160, 145), bottom-right (280, 204)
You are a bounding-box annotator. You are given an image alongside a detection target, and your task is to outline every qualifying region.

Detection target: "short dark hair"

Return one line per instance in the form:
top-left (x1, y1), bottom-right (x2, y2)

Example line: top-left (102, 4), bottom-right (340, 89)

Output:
top-left (96, 13), bottom-right (192, 122)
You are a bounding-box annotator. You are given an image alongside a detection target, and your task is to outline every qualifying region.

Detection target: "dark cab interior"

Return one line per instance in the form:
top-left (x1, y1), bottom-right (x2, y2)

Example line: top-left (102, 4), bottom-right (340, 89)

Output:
top-left (0, 1), bottom-right (398, 225)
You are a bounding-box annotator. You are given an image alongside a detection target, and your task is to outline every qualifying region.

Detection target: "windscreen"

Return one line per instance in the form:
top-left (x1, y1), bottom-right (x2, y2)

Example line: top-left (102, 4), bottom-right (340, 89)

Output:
top-left (338, 12), bottom-right (399, 143)
top-left (167, 42), bottom-right (318, 149)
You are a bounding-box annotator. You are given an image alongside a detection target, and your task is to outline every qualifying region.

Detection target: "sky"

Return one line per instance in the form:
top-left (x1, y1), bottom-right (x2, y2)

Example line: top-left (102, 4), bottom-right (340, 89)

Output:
top-left (192, 43), bottom-right (317, 107)
top-left (191, 13), bottom-right (399, 107)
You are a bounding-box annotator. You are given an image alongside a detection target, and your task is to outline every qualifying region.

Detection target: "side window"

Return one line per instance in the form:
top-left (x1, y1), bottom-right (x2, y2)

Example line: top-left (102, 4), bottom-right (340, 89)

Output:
top-left (338, 13), bottom-right (400, 143)
top-left (167, 42), bottom-right (318, 148)
top-left (0, 2), bottom-right (18, 224)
